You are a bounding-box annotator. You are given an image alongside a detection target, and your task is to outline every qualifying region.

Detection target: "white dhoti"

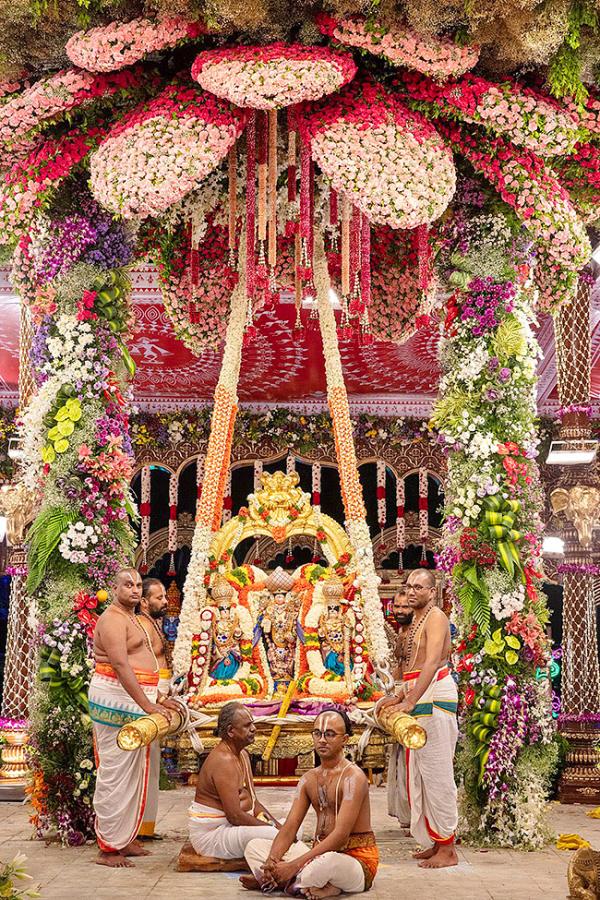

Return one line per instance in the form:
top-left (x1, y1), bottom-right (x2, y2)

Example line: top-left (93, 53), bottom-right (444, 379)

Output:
top-left (387, 745), bottom-right (411, 825)
top-left (139, 668), bottom-right (172, 839)
top-left (404, 666), bottom-right (458, 849)
top-left (245, 834), bottom-right (378, 893)
top-left (89, 663), bottom-right (158, 852)
top-left (189, 801), bottom-right (278, 859)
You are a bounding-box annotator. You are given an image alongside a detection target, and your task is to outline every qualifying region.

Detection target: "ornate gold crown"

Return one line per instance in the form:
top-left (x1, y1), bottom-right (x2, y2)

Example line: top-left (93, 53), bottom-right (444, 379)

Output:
top-left (210, 574), bottom-right (236, 602)
top-left (322, 574), bottom-right (345, 600)
top-left (265, 566), bottom-right (295, 593)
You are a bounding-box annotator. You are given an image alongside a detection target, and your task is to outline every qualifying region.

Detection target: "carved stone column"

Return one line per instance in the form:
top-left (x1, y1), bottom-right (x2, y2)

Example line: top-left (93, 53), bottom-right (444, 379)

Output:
top-left (551, 278), bottom-right (600, 803)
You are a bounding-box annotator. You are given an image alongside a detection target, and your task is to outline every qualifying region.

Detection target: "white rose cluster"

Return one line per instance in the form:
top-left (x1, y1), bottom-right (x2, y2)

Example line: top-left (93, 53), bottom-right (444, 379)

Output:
top-left (59, 521), bottom-right (100, 564)
top-left (490, 583), bottom-right (525, 620)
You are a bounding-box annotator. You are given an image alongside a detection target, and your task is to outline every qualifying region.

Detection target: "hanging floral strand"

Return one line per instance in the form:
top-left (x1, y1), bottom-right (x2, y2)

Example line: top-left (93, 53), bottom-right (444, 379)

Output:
top-left (396, 473), bottom-right (405, 573)
top-left (376, 459), bottom-right (386, 539)
top-left (418, 466), bottom-right (429, 563)
top-left (168, 470), bottom-right (178, 576)
top-left (196, 454), bottom-right (204, 518)
top-left (140, 464), bottom-right (151, 574)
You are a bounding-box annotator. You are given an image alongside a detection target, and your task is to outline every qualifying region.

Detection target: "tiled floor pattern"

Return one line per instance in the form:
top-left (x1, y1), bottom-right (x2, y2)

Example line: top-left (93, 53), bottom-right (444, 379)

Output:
top-left (1, 785), bottom-right (599, 899)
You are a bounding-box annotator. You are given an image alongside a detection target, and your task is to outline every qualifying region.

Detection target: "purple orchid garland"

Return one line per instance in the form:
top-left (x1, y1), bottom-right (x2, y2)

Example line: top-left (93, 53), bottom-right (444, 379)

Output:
top-left (482, 677), bottom-right (529, 801)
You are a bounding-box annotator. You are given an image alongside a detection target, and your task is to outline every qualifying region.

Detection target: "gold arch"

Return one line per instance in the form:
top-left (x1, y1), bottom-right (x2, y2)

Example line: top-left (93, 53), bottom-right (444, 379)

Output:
top-left (209, 471), bottom-right (353, 565)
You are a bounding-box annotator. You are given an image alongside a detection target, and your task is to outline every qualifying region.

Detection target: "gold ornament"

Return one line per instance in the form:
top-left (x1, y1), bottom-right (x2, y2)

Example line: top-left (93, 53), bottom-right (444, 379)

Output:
top-left (551, 485), bottom-right (600, 549)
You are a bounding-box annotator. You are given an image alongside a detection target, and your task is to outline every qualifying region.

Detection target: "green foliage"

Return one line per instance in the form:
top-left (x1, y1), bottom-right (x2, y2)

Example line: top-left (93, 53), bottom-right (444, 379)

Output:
top-left (548, 1), bottom-right (598, 103)
top-left (26, 506), bottom-right (78, 593)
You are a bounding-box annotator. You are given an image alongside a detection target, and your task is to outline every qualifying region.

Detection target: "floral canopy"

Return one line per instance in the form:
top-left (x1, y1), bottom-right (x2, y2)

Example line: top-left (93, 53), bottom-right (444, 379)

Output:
top-left (0, 0), bottom-right (598, 858)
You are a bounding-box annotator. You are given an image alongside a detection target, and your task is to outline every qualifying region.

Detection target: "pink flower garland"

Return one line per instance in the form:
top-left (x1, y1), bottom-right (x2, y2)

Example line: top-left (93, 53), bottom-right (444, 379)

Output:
top-left (192, 43), bottom-right (356, 109)
top-left (304, 79), bottom-right (455, 228)
top-left (565, 90), bottom-right (600, 136)
top-left (317, 14), bottom-right (479, 80)
top-left (399, 71), bottom-right (580, 157)
top-left (368, 227), bottom-right (434, 343)
top-left (66, 17), bottom-right (207, 73)
top-left (0, 67), bottom-right (144, 146)
top-left (90, 84), bottom-right (248, 218)
top-left (554, 142), bottom-right (600, 225)
top-left (0, 127), bottom-right (105, 241)
top-left (437, 121), bottom-right (590, 275)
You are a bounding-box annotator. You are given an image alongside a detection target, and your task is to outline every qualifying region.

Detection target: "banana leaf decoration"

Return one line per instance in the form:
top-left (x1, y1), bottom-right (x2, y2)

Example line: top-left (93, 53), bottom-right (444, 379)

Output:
top-left (39, 645), bottom-right (89, 715)
top-left (479, 495), bottom-right (524, 580)
top-left (469, 683), bottom-right (503, 784)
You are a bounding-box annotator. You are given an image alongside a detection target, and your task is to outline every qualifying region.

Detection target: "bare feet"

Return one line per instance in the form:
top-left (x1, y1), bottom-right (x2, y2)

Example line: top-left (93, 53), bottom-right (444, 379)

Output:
top-left (412, 845), bottom-right (437, 860)
top-left (239, 875), bottom-right (261, 891)
top-left (302, 885), bottom-right (342, 900)
top-left (418, 844), bottom-right (458, 869)
top-left (96, 851), bottom-right (133, 868)
top-left (122, 839), bottom-right (151, 857)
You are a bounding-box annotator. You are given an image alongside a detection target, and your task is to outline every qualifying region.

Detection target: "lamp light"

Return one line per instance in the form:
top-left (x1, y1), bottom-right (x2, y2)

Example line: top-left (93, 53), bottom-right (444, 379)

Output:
top-left (545, 439), bottom-right (598, 465)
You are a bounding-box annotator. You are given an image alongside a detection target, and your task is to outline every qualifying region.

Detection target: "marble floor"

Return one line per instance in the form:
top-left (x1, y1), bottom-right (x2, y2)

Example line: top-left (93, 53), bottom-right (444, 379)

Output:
top-left (1, 785), bottom-right (599, 900)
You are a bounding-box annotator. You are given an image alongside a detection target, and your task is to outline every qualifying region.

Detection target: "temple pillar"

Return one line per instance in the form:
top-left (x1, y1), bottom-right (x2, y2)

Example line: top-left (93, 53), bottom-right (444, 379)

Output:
top-left (0, 296), bottom-right (37, 798)
top-left (550, 278), bottom-right (600, 803)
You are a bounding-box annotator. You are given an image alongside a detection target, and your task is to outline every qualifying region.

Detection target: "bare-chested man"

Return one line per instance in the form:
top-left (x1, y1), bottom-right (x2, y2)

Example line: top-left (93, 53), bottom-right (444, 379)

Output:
top-left (89, 567), bottom-right (175, 868)
top-left (381, 568), bottom-right (458, 869)
top-left (189, 702), bottom-right (279, 859)
top-left (387, 586), bottom-right (413, 830)
top-left (243, 708), bottom-right (378, 897)
top-left (137, 577), bottom-right (175, 841)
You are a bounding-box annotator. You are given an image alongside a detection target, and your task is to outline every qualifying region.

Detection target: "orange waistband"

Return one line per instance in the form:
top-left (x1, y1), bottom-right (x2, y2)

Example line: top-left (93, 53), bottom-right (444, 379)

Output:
top-left (343, 842), bottom-right (379, 889)
top-left (94, 662), bottom-right (159, 687)
top-left (403, 666), bottom-right (450, 683)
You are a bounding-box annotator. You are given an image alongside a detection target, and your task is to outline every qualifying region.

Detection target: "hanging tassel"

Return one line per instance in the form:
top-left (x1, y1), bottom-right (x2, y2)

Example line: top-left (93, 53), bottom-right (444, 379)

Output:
top-left (246, 112), bottom-right (257, 298)
top-left (312, 537), bottom-right (320, 565)
top-left (228, 144), bottom-right (237, 253)
top-left (168, 470), bottom-right (178, 574)
top-left (253, 536), bottom-right (262, 567)
top-left (285, 537), bottom-right (294, 567)
top-left (243, 296), bottom-right (257, 346)
top-left (341, 195), bottom-right (350, 299)
top-left (140, 465), bottom-right (151, 572)
top-left (286, 109), bottom-right (298, 237)
top-left (418, 466), bottom-right (429, 548)
top-left (360, 214), bottom-right (371, 310)
top-left (268, 109), bottom-right (277, 269)
top-left (312, 462), bottom-right (321, 508)
top-left (298, 133), bottom-right (312, 282)
top-left (348, 206), bottom-right (362, 316)
top-left (417, 224), bottom-right (431, 294)
top-left (286, 452), bottom-right (296, 475)
top-left (376, 459), bottom-right (386, 538)
top-left (196, 454), bottom-right (205, 520)
top-left (396, 474), bottom-right (405, 574)
top-left (222, 468), bottom-right (233, 525)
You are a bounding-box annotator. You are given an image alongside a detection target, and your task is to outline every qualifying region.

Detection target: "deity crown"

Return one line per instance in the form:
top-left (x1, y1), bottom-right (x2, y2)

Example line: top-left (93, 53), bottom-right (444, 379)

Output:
top-left (265, 566), bottom-right (295, 593)
top-left (322, 574), bottom-right (345, 600)
top-left (211, 574), bottom-right (236, 602)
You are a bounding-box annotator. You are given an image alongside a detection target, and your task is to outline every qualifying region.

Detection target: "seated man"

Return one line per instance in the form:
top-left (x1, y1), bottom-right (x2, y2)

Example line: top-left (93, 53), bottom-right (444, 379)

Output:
top-left (189, 702), bottom-right (279, 859)
top-left (243, 708), bottom-right (378, 898)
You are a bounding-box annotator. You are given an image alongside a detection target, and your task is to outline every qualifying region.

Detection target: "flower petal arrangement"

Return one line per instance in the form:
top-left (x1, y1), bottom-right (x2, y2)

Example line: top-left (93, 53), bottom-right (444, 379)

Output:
top-left (0, 127), bottom-right (105, 242)
top-left (0, 67), bottom-right (144, 147)
top-left (554, 142), bottom-right (600, 225)
top-left (192, 43), bottom-right (356, 110)
top-left (90, 83), bottom-right (248, 218)
top-left (305, 79), bottom-right (455, 228)
top-left (438, 121), bottom-right (590, 306)
top-left (66, 17), bottom-right (207, 73)
top-left (318, 14), bottom-right (480, 80)
top-left (368, 226), bottom-right (435, 344)
top-left (399, 71), bottom-right (580, 157)
top-left (154, 219), bottom-right (238, 354)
